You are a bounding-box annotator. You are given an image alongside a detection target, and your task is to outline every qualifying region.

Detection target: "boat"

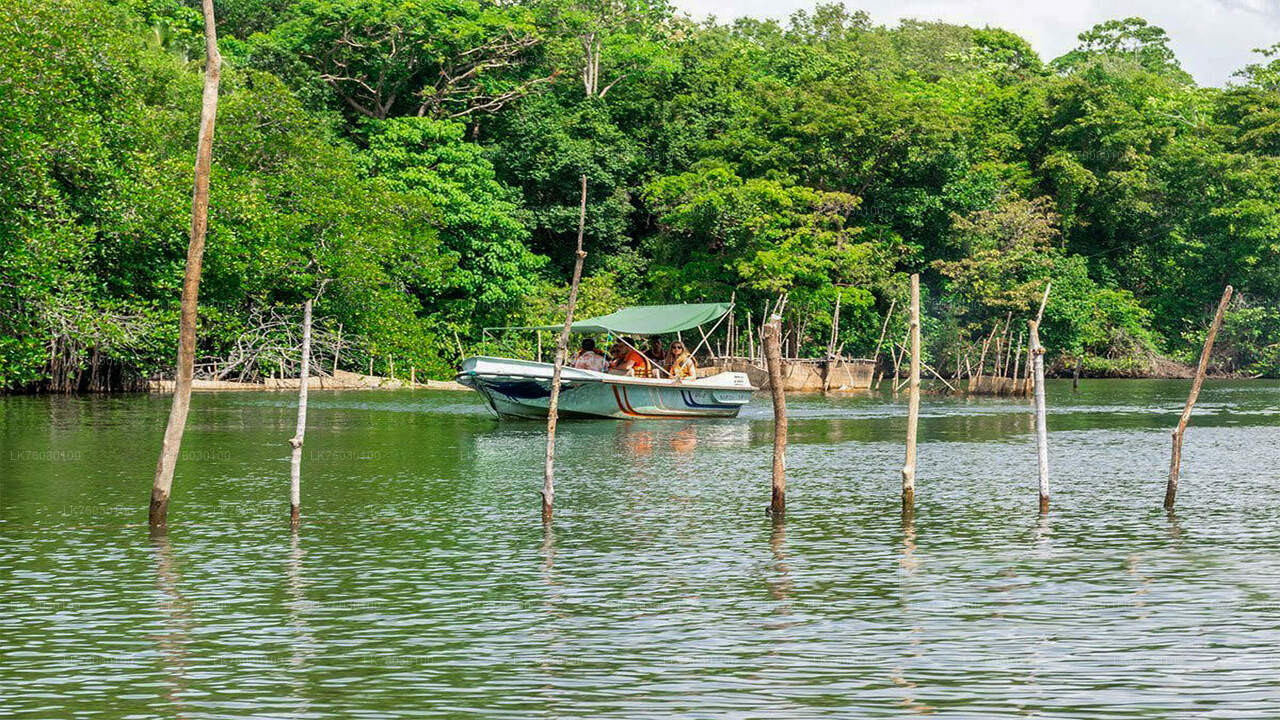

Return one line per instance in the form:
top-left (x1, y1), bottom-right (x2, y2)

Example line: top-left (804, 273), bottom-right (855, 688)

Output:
top-left (456, 303), bottom-right (756, 420)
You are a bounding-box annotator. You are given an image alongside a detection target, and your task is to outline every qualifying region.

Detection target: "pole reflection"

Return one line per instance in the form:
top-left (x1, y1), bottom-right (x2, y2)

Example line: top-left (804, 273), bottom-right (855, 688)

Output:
top-left (892, 512), bottom-right (936, 714)
top-left (150, 531), bottom-right (192, 719)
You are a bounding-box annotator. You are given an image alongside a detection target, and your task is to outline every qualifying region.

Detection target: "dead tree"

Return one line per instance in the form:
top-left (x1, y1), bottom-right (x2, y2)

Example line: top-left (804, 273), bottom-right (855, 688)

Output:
top-left (1165, 286), bottom-right (1233, 510)
top-left (543, 176), bottom-right (589, 522)
top-left (150, 0), bottom-right (221, 529)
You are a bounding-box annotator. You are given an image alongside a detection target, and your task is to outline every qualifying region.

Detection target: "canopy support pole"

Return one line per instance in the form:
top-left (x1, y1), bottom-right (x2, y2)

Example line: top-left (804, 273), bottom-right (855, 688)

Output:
top-left (688, 307), bottom-right (732, 361)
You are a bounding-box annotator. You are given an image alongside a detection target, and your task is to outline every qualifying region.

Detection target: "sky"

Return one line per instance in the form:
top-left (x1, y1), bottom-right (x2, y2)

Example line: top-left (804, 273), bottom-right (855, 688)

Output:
top-left (672, 0), bottom-right (1280, 87)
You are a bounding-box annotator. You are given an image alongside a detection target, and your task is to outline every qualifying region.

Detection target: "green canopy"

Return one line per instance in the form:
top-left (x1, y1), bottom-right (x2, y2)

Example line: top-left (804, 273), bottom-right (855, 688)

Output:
top-left (488, 303), bottom-right (732, 336)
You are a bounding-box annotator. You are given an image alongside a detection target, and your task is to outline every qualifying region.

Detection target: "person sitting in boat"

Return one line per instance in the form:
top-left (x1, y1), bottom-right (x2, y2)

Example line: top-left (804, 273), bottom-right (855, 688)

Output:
top-left (668, 341), bottom-right (697, 382)
top-left (609, 338), bottom-right (650, 377)
top-left (571, 338), bottom-right (608, 372)
top-left (646, 337), bottom-right (668, 375)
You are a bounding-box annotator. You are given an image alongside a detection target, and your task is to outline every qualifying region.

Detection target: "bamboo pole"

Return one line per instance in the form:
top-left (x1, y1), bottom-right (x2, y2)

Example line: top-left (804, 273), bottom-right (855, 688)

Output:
top-left (543, 175), bottom-right (589, 523)
top-left (901, 274), bottom-right (921, 514)
top-left (973, 324), bottom-right (996, 392)
top-left (1012, 331), bottom-right (1025, 394)
top-left (870, 299), bottom-right (895, 379)
top-left (891, 325), bottom-right (908, 386)
top-left (1029, 320), bottom-right (1049, 513)
top-left (893, 342), bottom-right (955, 392)
top-left (763, 314), bottom-right (786, 517)
top-left (150, 0), bottom-right (221, 530)
top-left (289, 300), bottom-right (312, 528)
top-left (1165, 286), bottom-right (1233, 510)
top-left (823, 289), bottom-right (842, 392)
top-left (333, 323), bottom-right (342, 375)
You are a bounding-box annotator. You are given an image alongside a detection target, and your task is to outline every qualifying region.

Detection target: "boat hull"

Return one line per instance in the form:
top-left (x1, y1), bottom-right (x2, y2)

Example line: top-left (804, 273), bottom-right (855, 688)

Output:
top-left (456, 357), bottom-right (753, 420)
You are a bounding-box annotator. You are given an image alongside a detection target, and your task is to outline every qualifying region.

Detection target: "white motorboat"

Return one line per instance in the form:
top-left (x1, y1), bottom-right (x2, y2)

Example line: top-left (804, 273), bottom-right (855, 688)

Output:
top-left (456, 303), bottom-right (756, 420)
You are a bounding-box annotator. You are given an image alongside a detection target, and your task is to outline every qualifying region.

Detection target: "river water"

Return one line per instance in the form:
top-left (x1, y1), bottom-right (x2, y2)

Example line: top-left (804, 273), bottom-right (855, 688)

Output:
top-left (2, 380), bottom-right (1278, 718)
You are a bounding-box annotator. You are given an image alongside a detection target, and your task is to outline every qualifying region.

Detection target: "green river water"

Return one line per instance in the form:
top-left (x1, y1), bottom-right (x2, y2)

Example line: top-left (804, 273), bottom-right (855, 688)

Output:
top-left (2, 380), bottom-right (1278, 718)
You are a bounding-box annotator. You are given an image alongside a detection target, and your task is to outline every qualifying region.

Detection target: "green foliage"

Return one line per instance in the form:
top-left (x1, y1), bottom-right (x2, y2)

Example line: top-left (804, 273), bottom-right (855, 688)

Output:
top-left (1051, 18), bottom-right (1191, 82)
top-left (1216, 296), bottom-right (1280, 376)
top-left (363, 117), bottom-right (544, 324)
top-left (253, 0), bottom-right (546, 120)
top-left (4, 0), bottom-right (1279, 388)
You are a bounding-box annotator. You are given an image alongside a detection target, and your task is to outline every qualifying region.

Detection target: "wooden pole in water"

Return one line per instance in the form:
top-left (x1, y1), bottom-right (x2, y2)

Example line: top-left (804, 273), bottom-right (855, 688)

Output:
top-left (150, 0), bottom-right (221, 530)
top-left (901, 274), bottom-right (921, 515)
top-left (289, 300), bottom-right (312, 528)
top-left (410, 366), bottom-right (416, 388)
top-left (763, 313), bottom-right (787, 517)
top-left (1165, 285), bottom-right (1232, 510)
top-left (1029, 319), bottom-right (1049, 513)
top-left (543, 175), bottom-right (589, 522)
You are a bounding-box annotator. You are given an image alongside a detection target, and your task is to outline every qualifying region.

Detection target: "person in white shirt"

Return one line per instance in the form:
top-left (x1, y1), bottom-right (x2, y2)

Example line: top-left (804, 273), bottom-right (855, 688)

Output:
top-left (570, 338), bottom-right (608, 372)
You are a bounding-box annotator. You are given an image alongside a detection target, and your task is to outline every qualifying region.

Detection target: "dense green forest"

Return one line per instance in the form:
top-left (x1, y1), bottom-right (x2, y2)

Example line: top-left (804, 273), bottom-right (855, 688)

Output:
top-left (2, 0), bottom-right (1278, 390)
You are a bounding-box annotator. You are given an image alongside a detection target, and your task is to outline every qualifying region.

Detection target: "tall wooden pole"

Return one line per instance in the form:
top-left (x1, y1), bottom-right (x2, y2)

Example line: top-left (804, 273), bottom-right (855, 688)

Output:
top-left (289, 300), bottom-right (312, 528)
top-left (763, 314), bottom-right (787, 517)
top-left (1029, 320), bottom-right (1049, 513)
top-left (543, 175), bottom-right (589, 522)
top-left (901, 274), bottom-right (921, 514)
top-left (149, 0), bottom-right (221, 529)
top-left (1165, 286), bottom-right (1232, 510)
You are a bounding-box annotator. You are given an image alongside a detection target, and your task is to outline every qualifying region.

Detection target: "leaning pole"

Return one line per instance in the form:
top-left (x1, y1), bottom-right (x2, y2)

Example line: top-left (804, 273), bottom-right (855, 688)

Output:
top-left (149, 0), bottom-right (221, 529)
top-left (1165, 286), bottom-right (1233, 510)
top-left (542, 175), bottom-right (589, 522)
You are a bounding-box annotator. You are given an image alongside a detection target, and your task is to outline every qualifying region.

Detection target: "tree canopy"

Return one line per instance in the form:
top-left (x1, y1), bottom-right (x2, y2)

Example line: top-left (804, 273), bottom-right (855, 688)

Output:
top-left (2, 0), bottom-right (1277, 389)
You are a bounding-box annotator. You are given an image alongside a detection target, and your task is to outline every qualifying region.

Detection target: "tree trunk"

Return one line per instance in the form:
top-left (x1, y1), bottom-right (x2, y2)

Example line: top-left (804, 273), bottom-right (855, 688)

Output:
top-left (289, 300), bottom-right (312, 528)
top-left (543, 175), bottom-right (589, 522)
top-left (901, 274), bottom-right (921, 515)
top-left (763, 315), bottom-right (787, 517)
top-left (1029, 320), bottom-right (1050, 513)
top-left (1166, 286), bottom-right (1233, 510)
top-left (149, 0), bottom-right (221, 530)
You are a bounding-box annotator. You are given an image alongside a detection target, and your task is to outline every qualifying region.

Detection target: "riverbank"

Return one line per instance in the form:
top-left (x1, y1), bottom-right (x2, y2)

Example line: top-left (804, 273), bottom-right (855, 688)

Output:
top-left (148, 369), bottom-right (470, 393)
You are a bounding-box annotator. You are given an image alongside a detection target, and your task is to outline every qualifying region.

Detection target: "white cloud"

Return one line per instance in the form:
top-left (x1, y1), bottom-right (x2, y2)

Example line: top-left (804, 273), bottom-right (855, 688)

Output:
top-left (673, 0), bottom-right (1280, 86)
